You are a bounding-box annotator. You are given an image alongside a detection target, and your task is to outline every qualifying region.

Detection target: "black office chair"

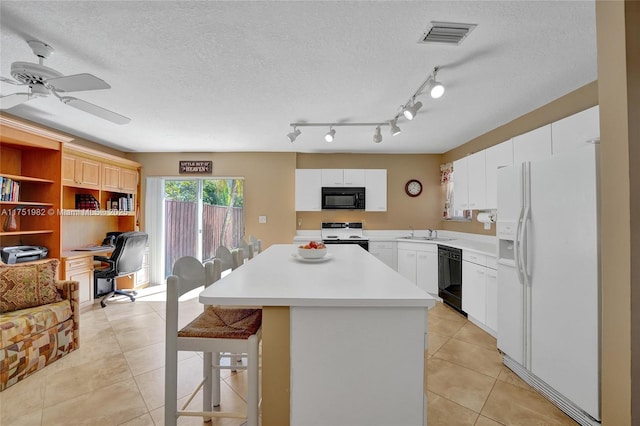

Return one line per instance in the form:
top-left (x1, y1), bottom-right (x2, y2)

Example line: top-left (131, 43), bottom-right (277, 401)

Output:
top-left (94, 231), bottom-right (148, 308)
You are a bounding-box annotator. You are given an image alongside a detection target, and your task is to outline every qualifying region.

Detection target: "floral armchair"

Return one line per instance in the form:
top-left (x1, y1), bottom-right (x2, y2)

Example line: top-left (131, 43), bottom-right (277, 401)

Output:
top-left (0, 259), bottom-right (79, 391)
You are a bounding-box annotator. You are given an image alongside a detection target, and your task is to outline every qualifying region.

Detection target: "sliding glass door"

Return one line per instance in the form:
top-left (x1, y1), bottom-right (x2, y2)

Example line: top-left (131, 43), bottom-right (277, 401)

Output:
top-left (164, 178), bottom-right (244, 277)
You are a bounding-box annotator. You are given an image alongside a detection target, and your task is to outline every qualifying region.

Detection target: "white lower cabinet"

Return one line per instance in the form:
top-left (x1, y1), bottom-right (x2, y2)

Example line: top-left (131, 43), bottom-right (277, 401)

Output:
top-left (397, 242), bottom-right (438, 296)
top-left (369, 241), bottom-right (395, 269)
top-left (462, 251), bottom-right (497, 336)
top-left (485, 262), bottom-right (498, 333)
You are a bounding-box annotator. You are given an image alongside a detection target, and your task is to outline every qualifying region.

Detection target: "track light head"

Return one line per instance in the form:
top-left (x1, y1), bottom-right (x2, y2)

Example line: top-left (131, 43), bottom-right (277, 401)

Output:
top-left (373, 126), bottom-right (382, 143)
top-left (324, 127), bottom-right (336, 142)
top-left (389, 119), bottom-right (401, 136)
top-left (287, 127), bottom-right (301, 143)
top-left (403, 101), bottom-right (423, 120)
top-left (427, 67), bottom-right (445, 99)
top-left (428, 80), bottom-right (445, 99)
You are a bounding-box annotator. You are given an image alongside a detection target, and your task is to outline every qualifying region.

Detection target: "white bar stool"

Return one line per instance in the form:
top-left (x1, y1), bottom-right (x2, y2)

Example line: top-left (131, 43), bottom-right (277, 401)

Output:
top-left (165, 256), bottom-right (261, 426)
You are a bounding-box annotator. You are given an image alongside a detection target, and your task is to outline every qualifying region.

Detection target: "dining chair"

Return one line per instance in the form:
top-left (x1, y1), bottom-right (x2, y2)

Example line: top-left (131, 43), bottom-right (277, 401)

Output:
top-left (249, 235), bottom-right (262, 255)
top-left (238, 239), bottom-right (254, 261)
top-left (215, 245), bottom-right (244, 272)
top-left (165, 256), bottom-right (262, 426)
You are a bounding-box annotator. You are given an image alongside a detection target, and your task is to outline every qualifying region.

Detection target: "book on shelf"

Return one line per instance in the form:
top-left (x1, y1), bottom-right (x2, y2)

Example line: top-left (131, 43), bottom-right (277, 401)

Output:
top-left (110, 194), bottom-right (134, 211)
top-left (0, 177), bottom-right (20, 202)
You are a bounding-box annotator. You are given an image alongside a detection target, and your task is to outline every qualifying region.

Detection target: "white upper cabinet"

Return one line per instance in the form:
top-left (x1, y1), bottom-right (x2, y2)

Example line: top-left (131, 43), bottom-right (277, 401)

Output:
top-left (453, 157), bottom-right (469, 211)
top-left (364, 169), bottom-right (387, 211)
top-left (551, 105), bottom-right (600, 155)
top-left (295, 169), bottom-right (322, 211)
top-left (513, 124), bottom-right (552, 164)
top-left (467, 150), bottom-right (486, 210)
top-left (485, 139), bottom-right (513, 209)
top-left (321, 169), bottom-right (365, 187)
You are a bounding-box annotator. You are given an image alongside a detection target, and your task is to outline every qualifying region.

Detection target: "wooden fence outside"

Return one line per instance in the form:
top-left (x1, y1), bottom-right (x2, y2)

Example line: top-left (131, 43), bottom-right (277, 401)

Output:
top-left (164, 200), bottom-right (244, 276)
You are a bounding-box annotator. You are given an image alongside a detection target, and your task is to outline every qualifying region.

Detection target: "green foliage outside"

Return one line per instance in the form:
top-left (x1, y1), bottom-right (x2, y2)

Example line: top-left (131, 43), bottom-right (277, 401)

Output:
top-left (165, 179), bottom-right (243, 207)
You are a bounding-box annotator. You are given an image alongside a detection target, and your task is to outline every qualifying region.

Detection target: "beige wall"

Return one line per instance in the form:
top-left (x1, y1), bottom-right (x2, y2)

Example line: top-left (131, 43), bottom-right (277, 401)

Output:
top-left (596, 1), bottom-right (639, 424)
top-left (295, 154), bottom-right (442, 231)
top-left (129, 152), bottom-right (297, 249)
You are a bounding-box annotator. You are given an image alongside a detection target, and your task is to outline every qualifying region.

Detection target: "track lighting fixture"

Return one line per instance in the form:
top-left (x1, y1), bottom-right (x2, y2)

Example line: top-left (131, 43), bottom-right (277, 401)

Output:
top-left (427, 80), bottom-right (445, 99)
top-left (286, 65), bottom-right (445, 144)
top-left (324, 127), bottom-right (336, 142)
top-left (403, 100), bottom-right (423, 120)
top-left (287, 127), bottom-right (301, 143)
top-left (373, 126), bottom-right (382, 143)
top-left (389, 119), bottom-right (401, 136)
top-left (426, 67), bottom-right (445, 99)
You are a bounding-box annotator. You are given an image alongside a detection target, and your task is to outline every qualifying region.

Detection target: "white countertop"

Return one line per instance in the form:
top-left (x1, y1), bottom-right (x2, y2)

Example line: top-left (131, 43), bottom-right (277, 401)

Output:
top-left (294, 230), bottom-right (497, 257)
top-left (199, 244), bottom-right (435, 308)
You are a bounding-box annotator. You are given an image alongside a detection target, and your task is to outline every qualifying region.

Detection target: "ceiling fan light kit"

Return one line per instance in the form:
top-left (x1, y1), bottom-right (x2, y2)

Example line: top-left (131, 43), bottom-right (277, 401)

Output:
top-left (288, 66), bottom-right (444, 144)
top-left (0, 40), bottom-right (130, 125)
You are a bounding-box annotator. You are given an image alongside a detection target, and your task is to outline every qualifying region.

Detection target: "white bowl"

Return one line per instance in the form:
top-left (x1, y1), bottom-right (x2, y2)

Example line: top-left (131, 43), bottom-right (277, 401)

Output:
top-left (297, 247), bottom-right (328, 259)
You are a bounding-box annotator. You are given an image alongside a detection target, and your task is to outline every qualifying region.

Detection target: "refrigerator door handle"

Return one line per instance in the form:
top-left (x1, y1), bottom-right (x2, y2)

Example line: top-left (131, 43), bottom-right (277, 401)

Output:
top-left (520, 163), bottom-right (531, 285)
top-left (520, 204), bottom-right (531, 284)
top-left (513, 166), bottom-right (526, 285)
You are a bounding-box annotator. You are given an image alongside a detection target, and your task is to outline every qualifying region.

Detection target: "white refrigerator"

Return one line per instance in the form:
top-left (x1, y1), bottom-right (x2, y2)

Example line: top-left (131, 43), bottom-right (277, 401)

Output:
top-left (496, 143), bottom-right (600, 425)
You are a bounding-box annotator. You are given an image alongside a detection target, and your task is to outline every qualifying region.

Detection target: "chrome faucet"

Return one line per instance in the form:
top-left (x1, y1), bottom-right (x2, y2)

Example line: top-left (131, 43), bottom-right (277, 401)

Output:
top-left (409, 226), bottom-right (414, 237)
top-left (427, 229), bottom-right (438, 239)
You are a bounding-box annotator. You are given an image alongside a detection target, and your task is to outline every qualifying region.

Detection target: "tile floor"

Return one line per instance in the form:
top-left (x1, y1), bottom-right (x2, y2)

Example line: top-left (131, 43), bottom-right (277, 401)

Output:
top-left (0, 288), bottom-right (577, 425)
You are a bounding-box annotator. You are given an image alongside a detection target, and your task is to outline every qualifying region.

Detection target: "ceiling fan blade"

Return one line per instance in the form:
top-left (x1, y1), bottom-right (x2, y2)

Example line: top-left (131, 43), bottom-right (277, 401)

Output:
top-left (61, 96), bottom-right (130, 125)
top-left (0, 76), bottom-right (25, 86)
top-left (0, 93), bottom-right (32, 109)
top-left (48, 73), bottom-right (111, 92)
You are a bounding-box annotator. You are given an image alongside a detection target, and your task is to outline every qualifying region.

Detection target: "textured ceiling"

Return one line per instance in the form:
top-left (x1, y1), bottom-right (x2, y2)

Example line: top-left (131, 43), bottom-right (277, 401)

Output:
top-left (0, 1), bottom-right (597, 154)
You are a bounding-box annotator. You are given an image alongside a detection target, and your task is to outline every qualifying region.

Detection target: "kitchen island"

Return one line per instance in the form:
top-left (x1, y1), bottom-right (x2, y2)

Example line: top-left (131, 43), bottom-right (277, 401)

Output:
top-left (199, 244), bottom-right (435, 426)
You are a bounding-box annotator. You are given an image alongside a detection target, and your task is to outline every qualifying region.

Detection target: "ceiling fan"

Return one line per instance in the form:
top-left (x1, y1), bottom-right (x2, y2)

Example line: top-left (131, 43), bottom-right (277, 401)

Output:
top-left (0, 40), bottom-right (130, 125)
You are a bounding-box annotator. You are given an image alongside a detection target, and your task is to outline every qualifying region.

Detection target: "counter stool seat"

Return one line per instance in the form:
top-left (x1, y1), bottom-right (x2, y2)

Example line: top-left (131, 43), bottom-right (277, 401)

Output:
top-left (165, 256), bottom-right (261, 426)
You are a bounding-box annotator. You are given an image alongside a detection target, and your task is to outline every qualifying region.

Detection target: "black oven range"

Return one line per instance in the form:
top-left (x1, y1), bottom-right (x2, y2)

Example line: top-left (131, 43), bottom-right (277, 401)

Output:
top-left (320, 221), bottom-right (369, 251)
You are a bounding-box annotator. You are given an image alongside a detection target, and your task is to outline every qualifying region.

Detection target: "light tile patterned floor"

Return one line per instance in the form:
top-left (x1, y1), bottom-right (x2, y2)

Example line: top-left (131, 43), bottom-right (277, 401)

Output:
top-left (0, 288), bottom-right (577, 425)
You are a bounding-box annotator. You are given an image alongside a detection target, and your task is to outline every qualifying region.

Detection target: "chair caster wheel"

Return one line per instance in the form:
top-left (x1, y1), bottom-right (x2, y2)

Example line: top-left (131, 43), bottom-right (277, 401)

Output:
top-left (100, 301), bottom-right (106, 308)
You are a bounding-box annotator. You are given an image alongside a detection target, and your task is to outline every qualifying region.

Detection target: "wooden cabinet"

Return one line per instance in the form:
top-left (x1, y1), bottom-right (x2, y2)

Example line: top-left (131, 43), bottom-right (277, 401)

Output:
top-left (0, 116), bottom-right (72, 259)
top-left (369, 241), bottom-right (395, 269)
top-left (62, 153), bottom-right (100, 189)
top-left (397, 242), bottom-right (438, 296)
top-left (62, 256), bottom-right (94, 309)
top-left (364, 169), bottom-right (387, 212)
top-left (321, 169), bottom-right (365, 187)
top-left (102, 163), bottom-right (137, 193)
top-left (295, 169), bottom-right (322, 211)
top-left (551, 105), bottom-right (600, 155)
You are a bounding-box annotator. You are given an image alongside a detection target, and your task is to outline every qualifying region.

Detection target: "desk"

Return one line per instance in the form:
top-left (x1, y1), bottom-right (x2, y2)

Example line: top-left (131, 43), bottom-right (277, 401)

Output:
top-left (199, 244), bottom-right (435, 426)
top-left (61, 247), bottom-right (149, 310)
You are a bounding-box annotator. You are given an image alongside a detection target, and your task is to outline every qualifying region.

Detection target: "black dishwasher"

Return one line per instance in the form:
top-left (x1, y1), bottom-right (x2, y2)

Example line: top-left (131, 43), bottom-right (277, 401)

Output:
top-left (438, 245), bottom-right (465, 315)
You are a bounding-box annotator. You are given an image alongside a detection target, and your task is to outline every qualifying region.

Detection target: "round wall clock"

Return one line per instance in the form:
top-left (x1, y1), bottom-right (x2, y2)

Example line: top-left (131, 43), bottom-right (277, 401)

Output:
top-left (405, 179), bottom-right (423, 197)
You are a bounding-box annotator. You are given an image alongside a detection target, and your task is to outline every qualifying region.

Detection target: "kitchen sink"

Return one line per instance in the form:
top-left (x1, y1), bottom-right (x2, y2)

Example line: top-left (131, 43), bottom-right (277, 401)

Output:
top-left (398, 236), bottom-right (455, 242)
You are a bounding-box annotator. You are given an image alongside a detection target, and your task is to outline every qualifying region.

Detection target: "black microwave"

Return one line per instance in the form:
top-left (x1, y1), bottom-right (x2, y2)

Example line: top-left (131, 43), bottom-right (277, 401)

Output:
top-left (321, 187), bottom-right (366, 210)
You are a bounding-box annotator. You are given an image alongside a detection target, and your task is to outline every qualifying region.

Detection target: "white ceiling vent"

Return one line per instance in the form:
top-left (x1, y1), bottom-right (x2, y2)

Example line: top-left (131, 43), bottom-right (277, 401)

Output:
top-left (418, 21), bottom-right (477, 45)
